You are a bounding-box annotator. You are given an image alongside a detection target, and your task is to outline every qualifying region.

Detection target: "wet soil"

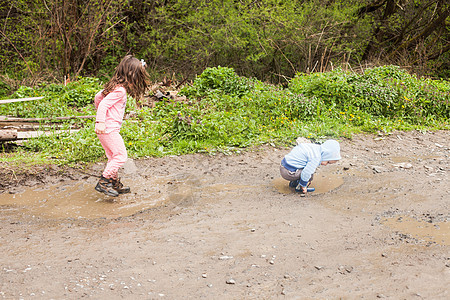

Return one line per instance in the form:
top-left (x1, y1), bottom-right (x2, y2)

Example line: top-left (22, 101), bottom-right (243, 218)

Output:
top-left (0, 130), bottom-right (449, 299)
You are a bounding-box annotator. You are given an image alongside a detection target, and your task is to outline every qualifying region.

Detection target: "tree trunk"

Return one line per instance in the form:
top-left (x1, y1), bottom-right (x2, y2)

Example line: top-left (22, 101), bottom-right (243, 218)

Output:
top-left (361, 0), bottom-right (397, 61)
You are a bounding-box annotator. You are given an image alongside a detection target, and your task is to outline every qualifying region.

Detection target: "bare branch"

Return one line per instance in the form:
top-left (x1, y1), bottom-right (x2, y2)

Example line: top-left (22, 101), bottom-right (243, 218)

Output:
top-left (0, 30), bottom-right (33, 76)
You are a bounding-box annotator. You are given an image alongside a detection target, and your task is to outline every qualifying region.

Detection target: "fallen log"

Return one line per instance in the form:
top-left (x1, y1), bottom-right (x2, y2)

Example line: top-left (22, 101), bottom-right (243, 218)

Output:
top-left (0, 115), bottom-right (95, 122)
top-left (0, 96), bottom-right (44, 104)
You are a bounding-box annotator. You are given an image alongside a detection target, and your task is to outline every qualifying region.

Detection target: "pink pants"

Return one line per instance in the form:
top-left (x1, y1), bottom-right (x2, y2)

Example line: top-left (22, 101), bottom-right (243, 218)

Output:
top-left (97, 130), bottom-right (127, 179)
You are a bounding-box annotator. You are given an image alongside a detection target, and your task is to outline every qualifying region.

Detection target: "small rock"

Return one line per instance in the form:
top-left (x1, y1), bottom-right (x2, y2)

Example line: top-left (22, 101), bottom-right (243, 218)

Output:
top-left (219, 255), bottom-right (233, 260)
top-left (338, 265), bottom-right (353, 274)
top-left (314, 266), bottom-right (323, 270)
top-left (226, 279), bottom-right (236, 284)
top-left (371, 165), bottom-right (387, 173)
top-left (202, 273), bottom-right (207, 278)
top-left (393, 163), bottom-right (413, 169)
top-left (435, 143), bottom-right (443, 148)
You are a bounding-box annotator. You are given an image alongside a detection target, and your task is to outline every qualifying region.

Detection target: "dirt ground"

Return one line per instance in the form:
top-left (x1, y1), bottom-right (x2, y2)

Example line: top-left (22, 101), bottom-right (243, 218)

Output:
top-left (0, 130), bottom-right (449, 299)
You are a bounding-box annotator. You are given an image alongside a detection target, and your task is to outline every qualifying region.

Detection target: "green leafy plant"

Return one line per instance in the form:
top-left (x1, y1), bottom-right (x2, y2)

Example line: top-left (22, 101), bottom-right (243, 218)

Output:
top-left (1, 66), bottom-right (448, 165)
top-left (181, 66), bottom-right (252, 98)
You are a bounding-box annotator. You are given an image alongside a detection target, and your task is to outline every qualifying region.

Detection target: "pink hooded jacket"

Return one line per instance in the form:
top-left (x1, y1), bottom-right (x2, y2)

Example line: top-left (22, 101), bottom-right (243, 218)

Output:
top-left (94, 86), bottom-right (127, 133)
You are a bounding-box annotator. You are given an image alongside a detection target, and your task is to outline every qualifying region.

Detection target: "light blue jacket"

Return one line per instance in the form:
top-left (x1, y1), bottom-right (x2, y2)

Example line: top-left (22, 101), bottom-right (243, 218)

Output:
top-left (283, 140), bottom-right (341, 187)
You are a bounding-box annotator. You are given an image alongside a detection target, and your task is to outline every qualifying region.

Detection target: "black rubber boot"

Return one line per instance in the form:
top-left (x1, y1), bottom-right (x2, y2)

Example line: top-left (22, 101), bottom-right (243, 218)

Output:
top-left (95, 176), bottom-right (119, 197)
top-left (112, 178), bottom-right (131, 194)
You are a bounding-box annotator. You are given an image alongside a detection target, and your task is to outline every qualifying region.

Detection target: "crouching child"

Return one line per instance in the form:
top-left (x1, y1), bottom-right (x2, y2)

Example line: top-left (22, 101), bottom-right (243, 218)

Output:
top-left (280, 140), bottom-right (341, 195)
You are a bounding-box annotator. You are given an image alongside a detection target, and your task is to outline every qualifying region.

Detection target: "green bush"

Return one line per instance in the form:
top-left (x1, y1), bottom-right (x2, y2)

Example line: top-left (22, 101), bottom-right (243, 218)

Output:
top-left (1, 66), bottom-right (448, 165)
top-left (0, 80), bottom-right (11, 98)
top-left (289, 66), bottom-right (450, 124)
top-left (0, 77), bottom-right (101, 119)
top-left (181, 66), bottom-right (252, 98)
top-left (62, 77), bottom-right (100, 107)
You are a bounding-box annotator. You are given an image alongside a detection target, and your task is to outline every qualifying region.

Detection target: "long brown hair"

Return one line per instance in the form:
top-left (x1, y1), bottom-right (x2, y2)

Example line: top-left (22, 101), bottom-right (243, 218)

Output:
top-left (102, 55), bottom-right (150, 99)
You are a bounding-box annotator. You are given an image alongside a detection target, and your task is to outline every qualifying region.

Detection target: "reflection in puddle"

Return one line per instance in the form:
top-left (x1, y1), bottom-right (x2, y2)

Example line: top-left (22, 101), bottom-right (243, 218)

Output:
top-left (273, 172), bottom-right (344, 195)
top-left (382, 216), bottom-right (450, 246)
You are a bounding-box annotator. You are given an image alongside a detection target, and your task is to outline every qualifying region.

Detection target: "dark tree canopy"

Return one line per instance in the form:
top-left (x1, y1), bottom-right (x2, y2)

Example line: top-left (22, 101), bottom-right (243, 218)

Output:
top-left (0, 0), bottom-right (449, 83)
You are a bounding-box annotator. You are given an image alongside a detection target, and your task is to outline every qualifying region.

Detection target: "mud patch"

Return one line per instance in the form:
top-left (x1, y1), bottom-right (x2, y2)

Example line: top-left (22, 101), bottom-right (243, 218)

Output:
top-left (1, 131), bottom-right (449, 299)
top-left (381, 216), bottom-right (450, 246)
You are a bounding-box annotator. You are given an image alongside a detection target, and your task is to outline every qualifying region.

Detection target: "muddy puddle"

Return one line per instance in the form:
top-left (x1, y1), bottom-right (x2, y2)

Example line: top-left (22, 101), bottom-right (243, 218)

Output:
top-left (0, 174), bottom-right (262, 219)
top-left (381, 216), bottom-right (450, 246)
top-left (273, 172), bottom-right (344, 195)
top-left (0, 180), bottom-right (164, 220)
top-left (0, 175), bottom-right (192, 219)
top-left (0, 167), bottom-right (345, 220)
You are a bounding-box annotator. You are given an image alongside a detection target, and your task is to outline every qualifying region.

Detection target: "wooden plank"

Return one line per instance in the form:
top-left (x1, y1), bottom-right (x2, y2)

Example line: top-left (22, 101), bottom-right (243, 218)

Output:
top-left (16, 129), bottom-right (80, 139)
top-left (0, 129), bottom-right (18, 141)
top-left (0, 123), bottom-right (70, 130)
top-left (0, 96), bottom-right (44, 104)
top-left (1, 129), bottom-right (80, 141)
top-left (0, 115), bottom-right (95, 122)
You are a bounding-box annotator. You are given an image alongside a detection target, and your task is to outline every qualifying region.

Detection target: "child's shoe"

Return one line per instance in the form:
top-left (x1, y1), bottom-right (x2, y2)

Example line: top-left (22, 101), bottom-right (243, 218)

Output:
top-left (112, 178), bottom-right (131, 194)
top-left (95, 176), bottom-right (119, 197)
top-left (294, 185), bottom-right (316, 194)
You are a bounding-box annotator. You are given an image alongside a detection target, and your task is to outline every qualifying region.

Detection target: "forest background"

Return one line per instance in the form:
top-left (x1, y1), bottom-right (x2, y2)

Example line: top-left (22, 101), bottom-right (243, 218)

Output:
top-left (1, 0), bottom-right (449, 86)
top-left (0, 0), bottom-right (449, 165)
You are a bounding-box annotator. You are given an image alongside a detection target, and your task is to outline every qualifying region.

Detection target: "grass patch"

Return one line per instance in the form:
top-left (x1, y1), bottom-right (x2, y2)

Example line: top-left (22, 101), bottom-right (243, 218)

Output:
top-left (1, 65), bottom-right (448, 165)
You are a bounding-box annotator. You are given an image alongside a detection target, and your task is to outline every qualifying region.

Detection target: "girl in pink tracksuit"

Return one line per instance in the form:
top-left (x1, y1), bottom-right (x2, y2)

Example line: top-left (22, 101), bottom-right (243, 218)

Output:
top-left (94, 55), bottom-right (149, 197)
